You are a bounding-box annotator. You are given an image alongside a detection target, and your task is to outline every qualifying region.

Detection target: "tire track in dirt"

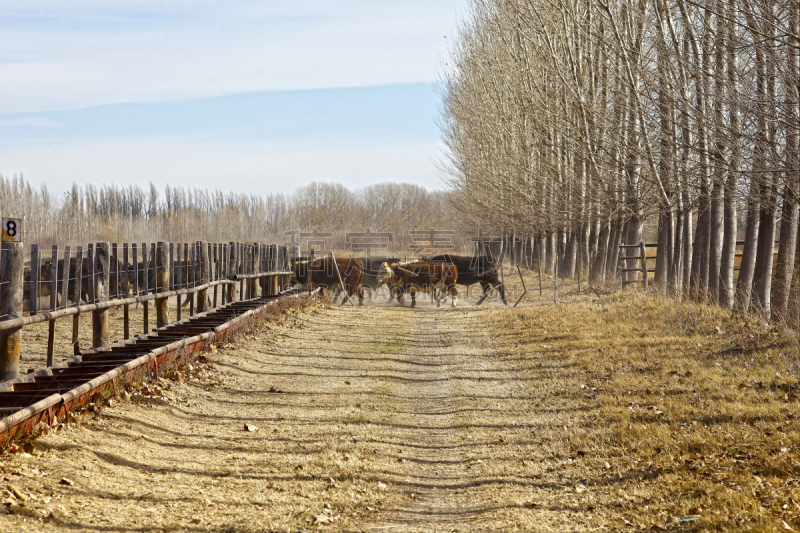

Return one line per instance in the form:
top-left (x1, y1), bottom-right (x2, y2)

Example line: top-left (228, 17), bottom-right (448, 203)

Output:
top-left (363, 310), bottom-right (478, 530)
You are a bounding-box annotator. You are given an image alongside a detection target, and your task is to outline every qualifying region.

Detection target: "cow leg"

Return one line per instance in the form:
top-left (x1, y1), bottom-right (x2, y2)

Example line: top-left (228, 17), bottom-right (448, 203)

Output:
top-left (498, 282), bottom-right (508, 305)
top-left (397, 288), bottom-right (406, 307)
top-left (410, 292), bottom-right (416, 308)
top-left (475, 282), bottom-right (491, 306)
top-left (451, 286), bottom-right (458, 307)
top-left (433, 288), bottom-right (441, 307)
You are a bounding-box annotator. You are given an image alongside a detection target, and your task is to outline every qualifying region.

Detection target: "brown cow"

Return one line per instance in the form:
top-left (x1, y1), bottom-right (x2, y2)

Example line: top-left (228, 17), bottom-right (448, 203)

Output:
top-left (291, 257), bottom-right (365, 306)
top-left (376, 261), bottom-right (458, 308)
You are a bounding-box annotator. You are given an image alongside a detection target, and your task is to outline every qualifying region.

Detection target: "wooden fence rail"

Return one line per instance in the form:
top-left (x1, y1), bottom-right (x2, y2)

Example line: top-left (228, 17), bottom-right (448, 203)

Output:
top-left (0, 241), bottom-right (291, 381)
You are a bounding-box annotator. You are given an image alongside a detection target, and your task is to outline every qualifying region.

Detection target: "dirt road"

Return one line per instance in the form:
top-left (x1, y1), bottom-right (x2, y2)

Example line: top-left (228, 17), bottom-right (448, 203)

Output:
top-left (0, 299), bottom-right (606, 532)
top-left (3, 290), bottom-right (797, 532)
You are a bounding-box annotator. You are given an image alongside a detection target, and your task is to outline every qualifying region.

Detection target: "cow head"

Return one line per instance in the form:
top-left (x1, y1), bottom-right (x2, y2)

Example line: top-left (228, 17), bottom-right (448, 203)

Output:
top-left (376, 262), bottom-right (395, 284)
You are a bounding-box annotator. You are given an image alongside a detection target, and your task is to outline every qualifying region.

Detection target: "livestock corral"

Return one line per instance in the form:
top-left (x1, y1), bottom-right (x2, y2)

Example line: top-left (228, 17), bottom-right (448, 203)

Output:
top-left (0, 239), bottom-right (797, 532)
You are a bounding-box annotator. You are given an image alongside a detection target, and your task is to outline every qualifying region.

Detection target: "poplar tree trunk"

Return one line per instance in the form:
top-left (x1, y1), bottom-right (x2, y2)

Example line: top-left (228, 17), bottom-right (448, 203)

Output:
top-left (773, 0), bottom-right (799, 322)
top-left (682, 201), bottom-right (693, 293)
top-left (562, 232), bottom-right (577, 279)
top-left (719, 2), bottom-right (739, 310)
top-left (737, 192), bottom-right (761, 311)
top-left (545, 231), bottom-right (556, 275)
top-left (655, 207), bottom-right (673, 288)
top-left (594, 221), bottom-right (610, 283)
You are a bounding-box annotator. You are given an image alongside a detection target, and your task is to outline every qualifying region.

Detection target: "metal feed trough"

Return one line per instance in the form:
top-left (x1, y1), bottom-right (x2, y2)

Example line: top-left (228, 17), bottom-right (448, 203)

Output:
top-left (0, 294), bottom-right (299, 447)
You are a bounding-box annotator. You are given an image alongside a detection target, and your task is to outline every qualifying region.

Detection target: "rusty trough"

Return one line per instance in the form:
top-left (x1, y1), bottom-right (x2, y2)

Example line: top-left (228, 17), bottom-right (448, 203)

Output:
top-left (0, 291), bottom-right (311, 447)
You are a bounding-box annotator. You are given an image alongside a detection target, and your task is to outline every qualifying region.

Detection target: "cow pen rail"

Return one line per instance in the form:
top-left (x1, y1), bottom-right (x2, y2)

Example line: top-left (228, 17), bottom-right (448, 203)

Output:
top-left (0, 241), bottom-right (292, 380)
top-left (0, 240), bottom-right (294, 446)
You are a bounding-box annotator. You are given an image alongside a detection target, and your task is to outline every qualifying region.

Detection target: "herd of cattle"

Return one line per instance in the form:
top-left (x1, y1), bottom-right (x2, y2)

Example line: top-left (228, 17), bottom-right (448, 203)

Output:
top-left (22, 253), bottom-right (507, 310)
top-left (290, 255), bottom-right (507, 307)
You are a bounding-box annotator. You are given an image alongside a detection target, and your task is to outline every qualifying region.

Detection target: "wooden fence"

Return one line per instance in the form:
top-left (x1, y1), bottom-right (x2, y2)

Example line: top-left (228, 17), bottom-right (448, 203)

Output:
top-left (615, 240), bottom-right (781, 289)
top-left (0, 241), bottom-right (291, 380)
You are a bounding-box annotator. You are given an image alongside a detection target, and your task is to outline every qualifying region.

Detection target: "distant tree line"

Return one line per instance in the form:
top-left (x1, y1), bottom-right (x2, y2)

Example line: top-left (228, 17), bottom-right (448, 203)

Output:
top-left (440, 0), bottom-right (799, 322)
top-left (0, 174), bottom-right (462, 250)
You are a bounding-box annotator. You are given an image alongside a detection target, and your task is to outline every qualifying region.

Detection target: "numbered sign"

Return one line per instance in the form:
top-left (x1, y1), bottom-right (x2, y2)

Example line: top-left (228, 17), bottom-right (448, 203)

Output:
top-left (1, 218), bottom-right (22, 243)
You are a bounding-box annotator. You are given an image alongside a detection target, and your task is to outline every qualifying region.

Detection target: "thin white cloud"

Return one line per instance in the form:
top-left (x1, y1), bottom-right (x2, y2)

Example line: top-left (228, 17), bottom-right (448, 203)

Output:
top-left (0, 1), bottom-right (467, 113)
top-left (0, 117), bottom-right (63, 128)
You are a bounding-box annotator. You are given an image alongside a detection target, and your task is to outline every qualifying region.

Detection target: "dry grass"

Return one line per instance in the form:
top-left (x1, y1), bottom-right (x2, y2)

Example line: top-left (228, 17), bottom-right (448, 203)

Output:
top-left (0, 277), bottom-right (796, 532)
top-left (490, 290), bottom-right (800, 531)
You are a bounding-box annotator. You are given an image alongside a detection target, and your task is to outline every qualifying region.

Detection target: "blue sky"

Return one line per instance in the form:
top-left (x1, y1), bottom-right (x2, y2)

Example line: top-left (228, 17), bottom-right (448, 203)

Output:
top-left (0, 1), bottom-right (468, 195)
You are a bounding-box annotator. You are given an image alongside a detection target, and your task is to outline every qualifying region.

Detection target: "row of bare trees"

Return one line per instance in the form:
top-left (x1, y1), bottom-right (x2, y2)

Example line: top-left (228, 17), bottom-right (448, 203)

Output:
top-left (440, 0), bottom-right (799, 322)
top-left (0, 175), bottom-right (460, 250)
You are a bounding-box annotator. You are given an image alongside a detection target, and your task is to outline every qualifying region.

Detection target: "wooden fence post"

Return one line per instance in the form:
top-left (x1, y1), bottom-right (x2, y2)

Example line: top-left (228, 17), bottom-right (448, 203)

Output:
top-left (212, 243), bottom-right (219, 309)
top-left (0, 242), bottom-right (24, 380)
top-left (253, 243), bottom-right (262, 298)
top-left (183, 243), bottom-right (189, 297)
top-left (238, 243), bottom-right (245, 300)
top-left (266, 245), bottom-right (275, 296)
top-left (207, 242), bottom-right (214, 305)
top-left (111, 243), bottom-right (118, 299)
top-left (259, 245), bottom-right (268, 297)
top-left (46, 245), bottom-right (58, 366)
top-left (640, 242), bottom-right (648, 290)
top-left (88, 244), bottom-right (95, 303)
top-left (122, 244), bottom-right (129, 340)
top-left (228, 242), bottom-right (237, 302)
top-left (221, 244), bottom-right (228, 305)
top-left (280, 246), bottom-right (289, 292)
top-left (142, 243), bottom-right (149, 334)
top-left (176, 244), bottom-right (182, 321)
top-left (92, 242), bottom-right (110, 348)
top-left (73, 246), bottom-right (84, 353)
top-left (156, 242), bottom-right (170, 328)
top-left (169, 242), bottom-right (175, 293)
top-left (189, 243), bottom-right (196, 316)
top-left (61, 247), bottom-right (70, 309)
top-left (197, 241), bottom-right (209, 313)
top-left (29, 244), bottom-right (38, 316)
top-left (243, 244), bottom-right (251, 300)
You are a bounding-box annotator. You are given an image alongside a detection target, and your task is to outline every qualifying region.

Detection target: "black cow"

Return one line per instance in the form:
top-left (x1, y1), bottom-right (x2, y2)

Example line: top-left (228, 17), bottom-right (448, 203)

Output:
top-left (425, 254), bottom-right (507, 305)
top-left (291, 257), bottom-right (365, 305)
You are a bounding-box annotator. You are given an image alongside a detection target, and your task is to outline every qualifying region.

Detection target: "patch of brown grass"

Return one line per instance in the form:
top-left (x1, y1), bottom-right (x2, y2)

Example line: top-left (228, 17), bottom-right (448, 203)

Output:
top-left (491, 290), bottom-right (800, 531)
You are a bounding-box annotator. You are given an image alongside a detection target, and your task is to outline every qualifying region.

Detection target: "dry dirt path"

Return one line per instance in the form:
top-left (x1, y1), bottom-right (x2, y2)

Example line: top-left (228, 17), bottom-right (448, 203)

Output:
top-left (0, 299), bottom-right (602, 532)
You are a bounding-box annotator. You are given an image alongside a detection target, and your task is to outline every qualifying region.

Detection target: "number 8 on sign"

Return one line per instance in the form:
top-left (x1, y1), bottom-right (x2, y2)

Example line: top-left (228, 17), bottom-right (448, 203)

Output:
top-left (1, 218), bottom-right (22, 243)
